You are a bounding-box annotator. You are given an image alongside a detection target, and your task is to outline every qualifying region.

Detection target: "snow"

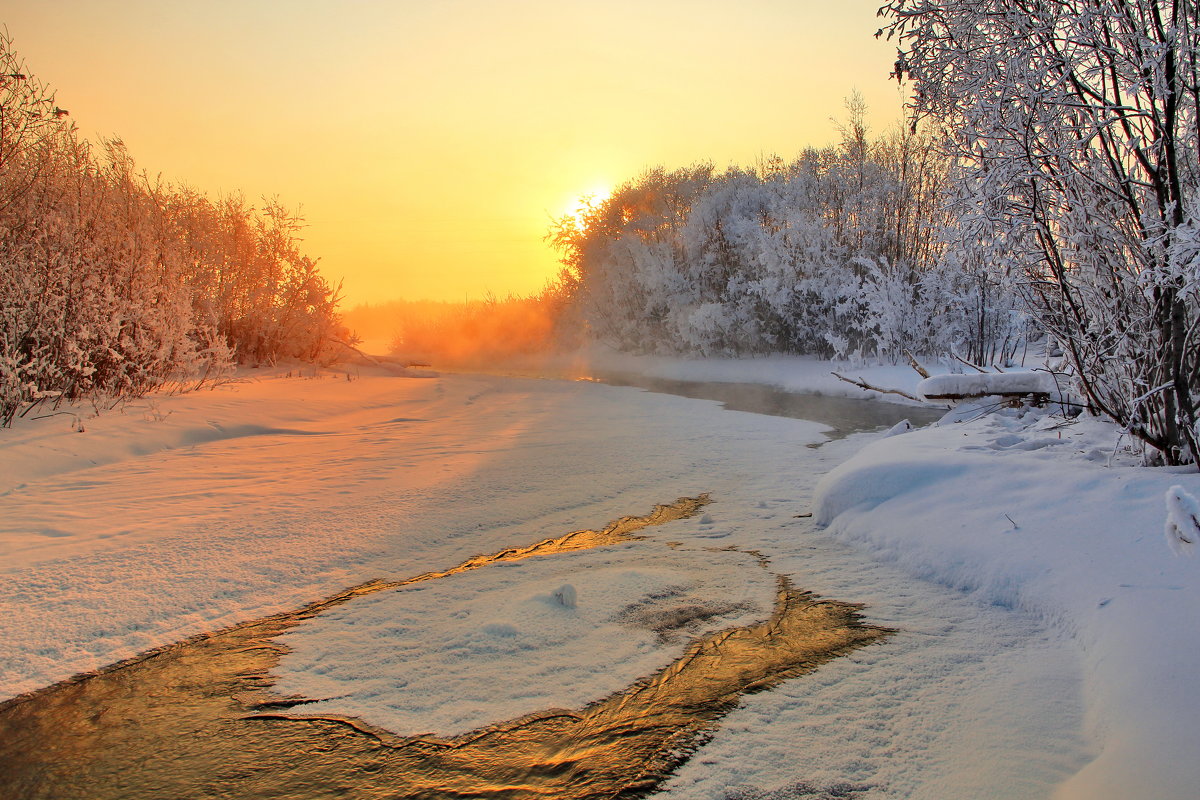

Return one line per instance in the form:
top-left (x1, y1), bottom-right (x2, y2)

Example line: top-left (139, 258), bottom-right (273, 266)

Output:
top-left (0, 366), bottom-right (828, 699)
top-left (272, 543), bottom-right (777, 737)
top-left (1165, 485), bottom-right (1200, 556)
top-left (916, 370), bottom-right (1060, 399)
top-left (812, 400), bottom-right (1200, 800)
top-left (3, 354), bottom-right (1198, 798)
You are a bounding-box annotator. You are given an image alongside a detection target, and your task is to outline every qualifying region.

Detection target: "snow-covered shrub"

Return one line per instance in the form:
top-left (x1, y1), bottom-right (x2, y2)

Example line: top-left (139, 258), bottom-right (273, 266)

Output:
top-left (550, 584), bottom-right (577, 609)
top-left (548, 106), bottom-right (979, 362)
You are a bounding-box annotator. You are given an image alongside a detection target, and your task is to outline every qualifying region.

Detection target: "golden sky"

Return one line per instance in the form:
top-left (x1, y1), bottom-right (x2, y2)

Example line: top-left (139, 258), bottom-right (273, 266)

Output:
top-left (4, 1), bottom-right (905, 305)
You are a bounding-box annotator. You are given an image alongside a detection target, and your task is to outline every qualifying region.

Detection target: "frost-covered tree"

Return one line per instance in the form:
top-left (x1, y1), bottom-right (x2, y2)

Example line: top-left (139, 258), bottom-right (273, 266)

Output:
top-left (547, 111), bottom-right (987, 362)
top-left (880, 0), bottom-right (1200, 464)
top-left (0, 34), bottom-right (347, 425)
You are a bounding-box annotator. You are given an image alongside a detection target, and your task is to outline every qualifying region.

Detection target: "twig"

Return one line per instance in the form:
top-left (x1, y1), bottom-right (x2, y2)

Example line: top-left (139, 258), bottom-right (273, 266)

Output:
top-left (1108, 430), bottom-right (1127, 468)
top-left (831, 372), bottom-right (923, 403)
top-left (31, 411), bottom-right (80, 422)
top-left (18, 395), bottom-right (50, 419)
top-left (904, 350), bottom-right (930, 379)
top-left (950, 352), bottom-right (988, 373)
top-left (334, 338), bottom-right (383, 366)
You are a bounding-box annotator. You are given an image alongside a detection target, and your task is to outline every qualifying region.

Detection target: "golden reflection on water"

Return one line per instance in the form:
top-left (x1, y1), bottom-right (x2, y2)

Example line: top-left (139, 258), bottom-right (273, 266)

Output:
top-left (0, 497), bottom-right (889, 800)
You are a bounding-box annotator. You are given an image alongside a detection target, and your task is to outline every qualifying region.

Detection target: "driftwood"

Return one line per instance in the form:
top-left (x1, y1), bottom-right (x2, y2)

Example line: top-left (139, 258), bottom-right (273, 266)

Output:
top-left (915, 371), bottom-right (1065, 410)
top-left (919, 389), bottom-right (1053, 407)
top-left (830, 372), bottom-right (923, 403)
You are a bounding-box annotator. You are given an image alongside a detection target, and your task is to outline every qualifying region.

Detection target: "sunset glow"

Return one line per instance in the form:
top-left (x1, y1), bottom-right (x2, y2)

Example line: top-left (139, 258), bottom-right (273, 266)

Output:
top-left (560, 184), bottom-right (612, 228)
top-left (1, 1), bottom-right (904, 305)
top-left (5, 2), bottom-right (1200, 796)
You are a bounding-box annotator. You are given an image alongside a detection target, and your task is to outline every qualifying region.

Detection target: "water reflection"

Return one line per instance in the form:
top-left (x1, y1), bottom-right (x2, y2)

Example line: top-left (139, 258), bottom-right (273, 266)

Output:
top-left (594, 372), bottom-right (943, 440)
top-left (0, 497), bottom-right (888, 800)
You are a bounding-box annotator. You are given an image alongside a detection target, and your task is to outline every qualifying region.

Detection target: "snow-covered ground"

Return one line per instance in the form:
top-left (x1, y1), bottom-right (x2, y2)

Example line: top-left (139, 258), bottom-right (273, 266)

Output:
top-left (2, 354), bottom-right (1197, 798)
top-left (813, 405), bottom-right (1200, 800)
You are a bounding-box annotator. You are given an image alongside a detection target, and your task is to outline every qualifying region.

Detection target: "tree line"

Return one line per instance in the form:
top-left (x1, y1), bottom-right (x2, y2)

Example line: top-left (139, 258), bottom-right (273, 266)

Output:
top-left (549, 1), bottom-right (1200, 466)
top-left (0, 33), bottom-right (347, 426)
top-left (549, 95), bottom-right (1027, 367)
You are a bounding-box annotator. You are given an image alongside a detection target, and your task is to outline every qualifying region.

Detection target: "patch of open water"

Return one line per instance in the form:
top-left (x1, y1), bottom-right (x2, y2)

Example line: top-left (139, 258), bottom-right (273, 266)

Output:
top-left (590, 373), bottom-right (943, 442)
top-left (0, 496), bottom-right (887, 800)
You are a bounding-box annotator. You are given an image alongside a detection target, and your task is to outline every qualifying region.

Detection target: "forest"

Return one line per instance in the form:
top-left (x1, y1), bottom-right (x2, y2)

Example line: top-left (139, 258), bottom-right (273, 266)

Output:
top-left (0, 33), bottom-right (348, 426)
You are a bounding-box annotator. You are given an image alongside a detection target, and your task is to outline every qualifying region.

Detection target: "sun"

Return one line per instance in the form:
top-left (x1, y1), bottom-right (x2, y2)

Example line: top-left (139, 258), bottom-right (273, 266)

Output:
top-left (560, 184), bottom-right (612, 226)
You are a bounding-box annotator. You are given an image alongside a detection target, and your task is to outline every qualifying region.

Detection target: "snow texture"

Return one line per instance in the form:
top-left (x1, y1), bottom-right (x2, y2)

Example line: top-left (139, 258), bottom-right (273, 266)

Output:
top-left (272, 545), bottom-right (775, 737)
top-left (813, 399), bottom-right (1200, 800)
top-left (2, 356), bottom-right (1197, 799)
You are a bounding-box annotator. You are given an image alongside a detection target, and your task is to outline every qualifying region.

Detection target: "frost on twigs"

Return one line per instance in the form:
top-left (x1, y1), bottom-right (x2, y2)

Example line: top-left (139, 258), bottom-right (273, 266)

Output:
top-left (878, 0), bottom-right (1200, 465)
top-left (0, 34), bottom-right (344, 428)
top-left (1164, 486), bottom-right (1200, 557)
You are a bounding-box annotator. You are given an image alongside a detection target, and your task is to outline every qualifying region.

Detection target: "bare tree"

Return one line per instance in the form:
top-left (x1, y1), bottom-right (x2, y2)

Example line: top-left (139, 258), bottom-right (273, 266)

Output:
top-left (0, 29), bottom-right (71, 213)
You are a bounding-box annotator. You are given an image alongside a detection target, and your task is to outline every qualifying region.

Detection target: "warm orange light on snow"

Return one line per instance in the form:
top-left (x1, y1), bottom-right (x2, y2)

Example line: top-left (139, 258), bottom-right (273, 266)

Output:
top-left (3, 2), bottom-right (906, 305)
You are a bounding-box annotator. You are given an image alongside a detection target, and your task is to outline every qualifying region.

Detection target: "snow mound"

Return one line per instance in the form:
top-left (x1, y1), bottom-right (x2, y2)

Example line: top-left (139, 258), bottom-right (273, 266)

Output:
top-left (1165, 485), bottom-right (1200, 557)
top-left (812, 405), bottom-right (1200, 800)
top-left (813, 449), bottom-right (967, 524)
top-left (551, 583), bottom-right (578, 608)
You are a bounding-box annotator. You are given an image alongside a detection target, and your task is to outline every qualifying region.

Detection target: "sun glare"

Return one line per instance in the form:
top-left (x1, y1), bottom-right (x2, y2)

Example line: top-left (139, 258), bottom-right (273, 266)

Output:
top-left (562, 185), bottom-right (612, 227)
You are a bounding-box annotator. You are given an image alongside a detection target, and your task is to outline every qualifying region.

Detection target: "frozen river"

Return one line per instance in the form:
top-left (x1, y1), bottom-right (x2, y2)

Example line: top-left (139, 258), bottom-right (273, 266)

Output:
top-left (0, 370), bottom-right (1089, 798)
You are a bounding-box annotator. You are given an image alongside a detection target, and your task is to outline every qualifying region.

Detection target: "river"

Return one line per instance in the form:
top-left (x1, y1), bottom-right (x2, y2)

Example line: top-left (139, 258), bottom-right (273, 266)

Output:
top-left (0, 371), bottom-right (1088, 799)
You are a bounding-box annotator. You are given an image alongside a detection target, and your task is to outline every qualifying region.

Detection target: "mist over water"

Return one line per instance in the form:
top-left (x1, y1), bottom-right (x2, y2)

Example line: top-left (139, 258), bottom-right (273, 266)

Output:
top-left (592, 374), bottom-right (942, 439)
top-left (413, 354), bottom-right (943, 440)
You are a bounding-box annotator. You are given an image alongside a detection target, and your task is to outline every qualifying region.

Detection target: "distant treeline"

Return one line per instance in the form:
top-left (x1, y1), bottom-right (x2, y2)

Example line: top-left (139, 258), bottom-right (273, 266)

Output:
top-left (547, 95), bottom-right (1026, 366)
top-left (0, 34), bottom-right (347, 425)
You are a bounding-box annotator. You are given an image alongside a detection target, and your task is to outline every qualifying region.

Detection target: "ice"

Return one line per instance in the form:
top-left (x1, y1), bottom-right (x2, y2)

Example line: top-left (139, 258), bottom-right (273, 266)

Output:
top-left (3, 356), bottom-right (1198, 798)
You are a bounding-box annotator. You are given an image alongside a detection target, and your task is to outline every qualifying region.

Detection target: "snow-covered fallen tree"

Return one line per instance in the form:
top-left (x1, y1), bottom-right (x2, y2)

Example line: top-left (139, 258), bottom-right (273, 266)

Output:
top-left (917, 371), bottom-right (1059, 402)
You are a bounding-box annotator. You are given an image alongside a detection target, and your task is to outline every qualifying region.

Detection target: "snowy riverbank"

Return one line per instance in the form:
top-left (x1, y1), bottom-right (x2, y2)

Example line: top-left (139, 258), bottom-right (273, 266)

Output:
top-left (813, 404), bottom-right (1200, 800)
top-left (1, 354), bottom-right (1196, 798)
top-left (593, 351), bottom-right (1200, 799)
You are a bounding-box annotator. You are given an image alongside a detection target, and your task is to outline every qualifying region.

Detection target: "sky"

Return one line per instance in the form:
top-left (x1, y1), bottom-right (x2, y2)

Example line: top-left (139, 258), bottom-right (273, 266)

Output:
top-left (2, 1), bottom-right (907, 306)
